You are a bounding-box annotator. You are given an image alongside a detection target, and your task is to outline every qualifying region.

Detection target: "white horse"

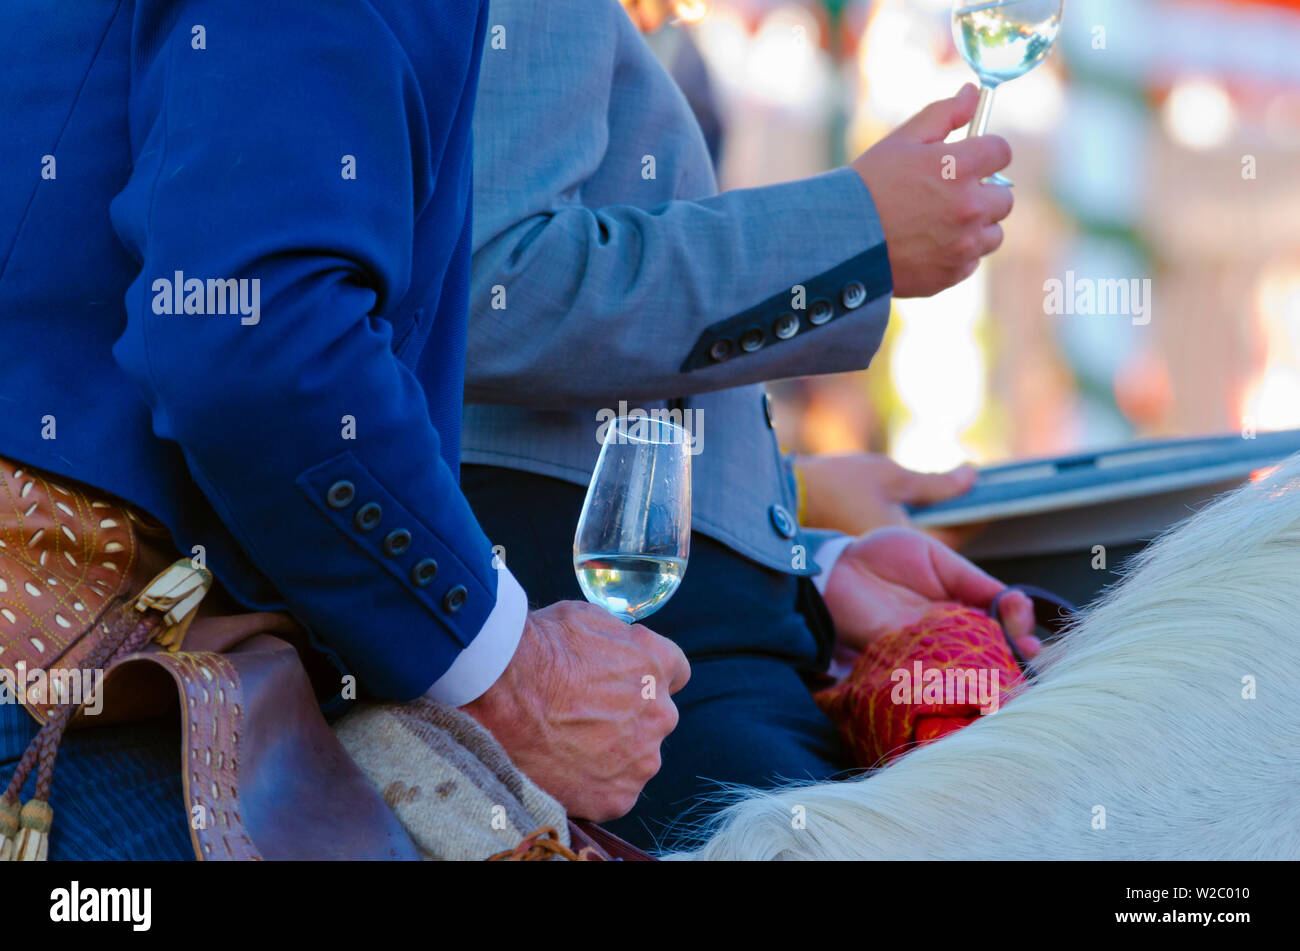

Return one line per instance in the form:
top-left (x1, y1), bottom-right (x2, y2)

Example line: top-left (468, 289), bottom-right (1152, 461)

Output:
top-left (684, 456), bottom-right (1300, 860)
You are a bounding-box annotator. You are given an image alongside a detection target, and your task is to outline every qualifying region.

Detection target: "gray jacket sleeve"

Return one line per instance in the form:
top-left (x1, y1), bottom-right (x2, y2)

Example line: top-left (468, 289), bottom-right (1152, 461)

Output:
top-left (466, 0), bottom-right (893, 409)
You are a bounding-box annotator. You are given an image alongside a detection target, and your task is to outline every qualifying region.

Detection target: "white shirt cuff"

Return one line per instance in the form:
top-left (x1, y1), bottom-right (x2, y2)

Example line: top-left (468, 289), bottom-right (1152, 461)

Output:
top-left (424, 563), bottom-right (528, 707)
top-left (811, 535), bottom-right (854, 596)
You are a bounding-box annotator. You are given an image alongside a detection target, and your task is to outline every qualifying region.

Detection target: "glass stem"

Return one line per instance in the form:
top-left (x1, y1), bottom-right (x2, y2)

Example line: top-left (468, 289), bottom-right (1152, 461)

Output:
top-left (967, 84), bottom-right (997, 138)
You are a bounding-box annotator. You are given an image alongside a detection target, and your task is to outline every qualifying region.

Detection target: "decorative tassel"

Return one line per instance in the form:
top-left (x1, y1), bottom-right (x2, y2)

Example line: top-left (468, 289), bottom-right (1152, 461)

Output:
top-left (12, 799), bottom-right (52, 862)
top-left (0, 797), bottom-right (19, 861)
top-left (0, 562), bottom-right (209, 864)
top-left (135, 559), bottom-right (212, 652)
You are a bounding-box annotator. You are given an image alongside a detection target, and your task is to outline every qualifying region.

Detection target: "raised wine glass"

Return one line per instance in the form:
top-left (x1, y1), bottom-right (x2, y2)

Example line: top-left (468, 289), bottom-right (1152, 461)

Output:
top-left (574, 415), bottom-right (691, 623)
top-left (952, 0), bottom-right (1065, 186)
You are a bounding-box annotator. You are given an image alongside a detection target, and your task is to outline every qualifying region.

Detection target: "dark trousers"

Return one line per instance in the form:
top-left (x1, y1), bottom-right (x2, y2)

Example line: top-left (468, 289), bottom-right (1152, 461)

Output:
top-left (462, 464), bottom-right (856, 851)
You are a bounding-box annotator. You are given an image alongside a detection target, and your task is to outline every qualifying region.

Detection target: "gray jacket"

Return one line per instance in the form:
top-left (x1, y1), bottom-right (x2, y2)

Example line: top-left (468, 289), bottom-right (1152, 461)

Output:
top-left (463, 0), bottom-right (893, 575)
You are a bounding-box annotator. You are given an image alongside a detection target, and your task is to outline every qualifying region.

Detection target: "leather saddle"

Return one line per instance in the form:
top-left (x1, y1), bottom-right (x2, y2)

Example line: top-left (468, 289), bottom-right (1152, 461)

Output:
top-left (0, 454), bottom-right (418, 860)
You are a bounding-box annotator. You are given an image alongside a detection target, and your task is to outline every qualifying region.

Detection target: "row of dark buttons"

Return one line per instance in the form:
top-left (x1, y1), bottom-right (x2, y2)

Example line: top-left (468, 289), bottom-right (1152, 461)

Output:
top-left (708, 280), bottom-right (868, 363)
top-left (325, 480), bottom-right (467, 613)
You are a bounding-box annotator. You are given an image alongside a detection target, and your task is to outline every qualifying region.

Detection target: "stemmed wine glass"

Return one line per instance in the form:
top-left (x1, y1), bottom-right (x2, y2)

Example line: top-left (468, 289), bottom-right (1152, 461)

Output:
top-left (952, 0), bottom-right (1065, 186)
top-left (574, 416), bottom-right (691, 623)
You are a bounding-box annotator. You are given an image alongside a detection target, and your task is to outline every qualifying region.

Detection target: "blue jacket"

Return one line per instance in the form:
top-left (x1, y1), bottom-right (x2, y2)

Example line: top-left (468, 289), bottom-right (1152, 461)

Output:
top-left (0, 0), bottom-right (513, 701)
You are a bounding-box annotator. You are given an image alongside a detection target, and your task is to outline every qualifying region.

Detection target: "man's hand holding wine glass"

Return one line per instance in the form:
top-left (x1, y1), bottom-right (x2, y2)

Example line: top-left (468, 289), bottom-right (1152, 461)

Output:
top-left (463, 600), bottom-right (689, 822)
top-left (468, 416), bottom-right (695, 823)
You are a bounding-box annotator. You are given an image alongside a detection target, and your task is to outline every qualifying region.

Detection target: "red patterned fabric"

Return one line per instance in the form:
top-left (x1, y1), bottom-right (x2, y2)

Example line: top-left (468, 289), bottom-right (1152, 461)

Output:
top-left (815, 604), bottom-right (1026, 768)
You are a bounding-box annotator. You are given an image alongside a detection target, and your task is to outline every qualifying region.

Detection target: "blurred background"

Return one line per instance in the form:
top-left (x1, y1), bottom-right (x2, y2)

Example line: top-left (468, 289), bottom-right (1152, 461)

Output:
top-left (624, 0), bottom-right (1300, 471)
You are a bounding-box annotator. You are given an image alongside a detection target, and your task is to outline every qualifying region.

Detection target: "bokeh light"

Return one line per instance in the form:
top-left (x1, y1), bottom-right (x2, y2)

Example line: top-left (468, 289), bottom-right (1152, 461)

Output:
top-left (1162, 78), bottom-right (1236, 150)
top-left (639, 0), bottom-right (1300, 469)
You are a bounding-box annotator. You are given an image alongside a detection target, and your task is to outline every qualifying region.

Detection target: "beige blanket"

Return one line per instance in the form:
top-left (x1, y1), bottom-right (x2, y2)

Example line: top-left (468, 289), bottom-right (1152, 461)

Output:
top-left (333, 697), bottom-right (569, 860)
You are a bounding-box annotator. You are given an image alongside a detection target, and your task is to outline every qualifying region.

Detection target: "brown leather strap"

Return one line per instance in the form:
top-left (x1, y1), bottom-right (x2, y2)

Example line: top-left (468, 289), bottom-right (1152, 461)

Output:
top-left (103, 638), bottom-right (421, 861)
top-left (128, 650), bottom-right (258, 860)
top-left (568, 818), bottom-right (657, 862)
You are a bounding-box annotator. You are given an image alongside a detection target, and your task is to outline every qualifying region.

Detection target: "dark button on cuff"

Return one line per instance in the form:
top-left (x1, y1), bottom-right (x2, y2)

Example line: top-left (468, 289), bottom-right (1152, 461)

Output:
top-left (411, 558), bottom-right (438, 587)
top-left (383, 528), bottom-right (412, 556)
top-left (769, 503), bottom-right (797, 539)
top-left (325, 480), bottom-right (355, 509)
top-left (773, 312), bottom-right (799, 340)
top-left (708, 338), bottom-right (734, 362)
top-left (442, 584), bottom-right (468, 614)
top-left (841, 280), bottom-right (868, 310)
top-left (353, 502), bottom-right (382, 532)
top-left (808, 299), bottom-right (834, 326)
top-left (739, 327), bottom-right (765, 353)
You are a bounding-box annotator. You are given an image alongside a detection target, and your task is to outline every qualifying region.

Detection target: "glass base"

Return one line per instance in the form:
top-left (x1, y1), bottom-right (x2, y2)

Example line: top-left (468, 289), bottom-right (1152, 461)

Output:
top-left (983, 171), bottom-right (1014, 187)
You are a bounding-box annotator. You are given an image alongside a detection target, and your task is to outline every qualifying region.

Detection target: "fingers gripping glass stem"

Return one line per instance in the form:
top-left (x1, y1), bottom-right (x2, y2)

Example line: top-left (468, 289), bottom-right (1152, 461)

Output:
top-left (965, 85), bottom-right (1013, 187)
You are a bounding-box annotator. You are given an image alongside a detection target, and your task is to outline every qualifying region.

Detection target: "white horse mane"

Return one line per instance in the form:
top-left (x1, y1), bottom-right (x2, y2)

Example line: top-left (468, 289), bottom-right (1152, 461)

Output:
top-left (683, 455), bottom-right (1300, 860)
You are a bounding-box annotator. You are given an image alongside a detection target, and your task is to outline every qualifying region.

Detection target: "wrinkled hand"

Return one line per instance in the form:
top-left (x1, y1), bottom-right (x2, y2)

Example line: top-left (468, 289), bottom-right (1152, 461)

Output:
top-left (850, 84), bottom-right (1014, 298)
top-left (462, 601), bottom-right (689, 822)
top-left (822, 527), bottom-right (1039, 658)
top-left (796, 453), bottom-right (976, 539)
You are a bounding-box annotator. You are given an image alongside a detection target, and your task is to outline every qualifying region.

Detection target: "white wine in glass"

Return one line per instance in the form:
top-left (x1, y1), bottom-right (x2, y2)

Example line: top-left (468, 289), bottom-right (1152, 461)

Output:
top-left (574, 416), bottom-right (691, 623)
top-left (953, 0), bottom-right (1065, 186)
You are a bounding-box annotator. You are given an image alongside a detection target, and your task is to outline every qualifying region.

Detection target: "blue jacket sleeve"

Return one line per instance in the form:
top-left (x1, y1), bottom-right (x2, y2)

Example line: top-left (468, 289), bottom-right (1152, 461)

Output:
top-left (108, 0), bottom-right (510, 700)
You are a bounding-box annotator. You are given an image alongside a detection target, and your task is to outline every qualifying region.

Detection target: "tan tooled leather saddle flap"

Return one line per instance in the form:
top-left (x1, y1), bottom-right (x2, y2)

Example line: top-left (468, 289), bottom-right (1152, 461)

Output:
top-left (0, 455), bottom-right (419, 860)
top-left (0, 457), bottom-right (143, 720)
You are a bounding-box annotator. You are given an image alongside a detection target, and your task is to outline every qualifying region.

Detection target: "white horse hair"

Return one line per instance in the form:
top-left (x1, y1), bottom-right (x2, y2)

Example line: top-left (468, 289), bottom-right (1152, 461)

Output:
top-left (683, 455), bottom-right (1300, 860)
